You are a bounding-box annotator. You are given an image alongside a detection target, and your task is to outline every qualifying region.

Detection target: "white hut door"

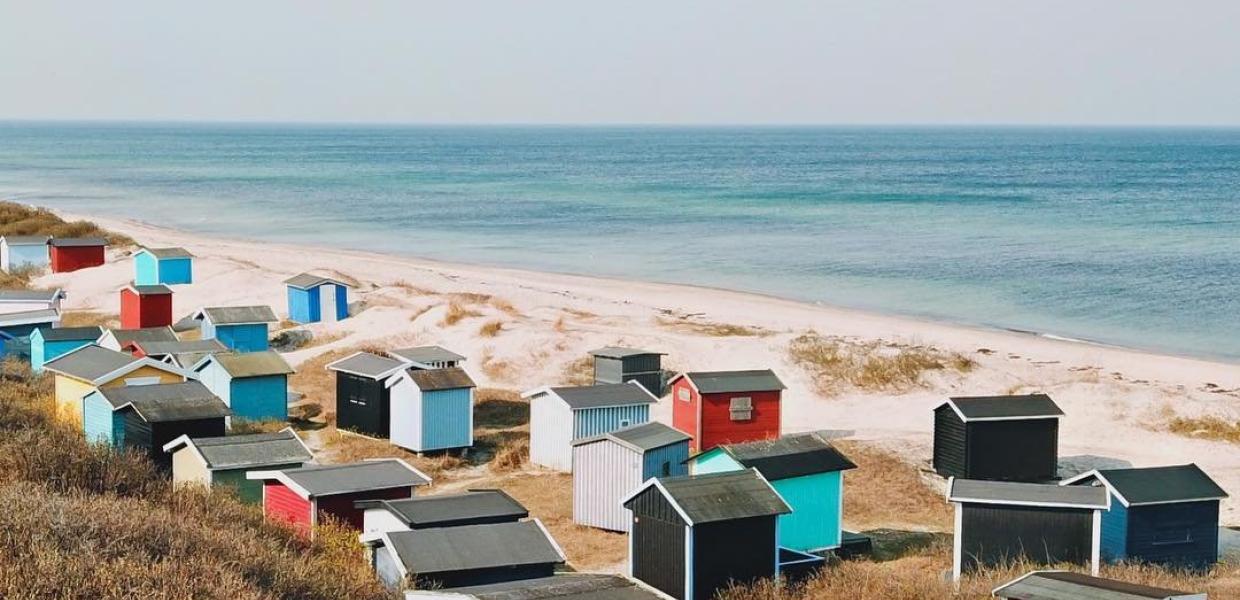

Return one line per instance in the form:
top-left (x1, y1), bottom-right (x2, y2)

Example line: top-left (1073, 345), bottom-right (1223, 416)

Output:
top-left (320, 285), bottom-right (338, 322)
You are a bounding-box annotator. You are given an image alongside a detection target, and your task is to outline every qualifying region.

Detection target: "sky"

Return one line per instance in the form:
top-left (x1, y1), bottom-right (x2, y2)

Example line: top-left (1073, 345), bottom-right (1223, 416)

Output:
top-left (2, 1), bottom-right (1239, 125)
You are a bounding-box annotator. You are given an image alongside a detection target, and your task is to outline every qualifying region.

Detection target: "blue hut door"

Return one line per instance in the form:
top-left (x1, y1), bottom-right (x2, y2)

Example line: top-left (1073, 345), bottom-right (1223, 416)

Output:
top-left (320, 285), bottom-right (338, 322)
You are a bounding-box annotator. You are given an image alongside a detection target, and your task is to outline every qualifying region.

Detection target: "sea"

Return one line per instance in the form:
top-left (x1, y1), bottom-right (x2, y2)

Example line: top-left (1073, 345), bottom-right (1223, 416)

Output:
top-left (1, 122), bottom-right (1237, 361)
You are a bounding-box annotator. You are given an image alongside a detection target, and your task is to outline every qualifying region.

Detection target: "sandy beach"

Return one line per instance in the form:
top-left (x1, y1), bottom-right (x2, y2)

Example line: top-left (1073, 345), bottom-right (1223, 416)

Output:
top-left (37, 210), bottom-right (1240, 525)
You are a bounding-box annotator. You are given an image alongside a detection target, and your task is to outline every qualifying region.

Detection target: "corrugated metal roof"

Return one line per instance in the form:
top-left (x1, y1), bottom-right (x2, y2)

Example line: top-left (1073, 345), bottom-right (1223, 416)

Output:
top-left (648, 469), bottom-right (791, 524)
top-left (994, 570), bottom-right (1200, 600)
top-left (49, 237), bottom-right (106, 247)
top-left (946, 394), bottom-right (1064, 421)
top-left (182, 430), bottom-right (312, 469)
top-left (107, 326), bottom-right (178, 347)
top-left (276, 460), bottom-right (429, 496)
top-left (99, 381), bottom-right (230, 422)
top-left (444, 574), bottom-right (663, 599)
top-left (326, 352), bottom-right (406, 379)
top-left (384, 520), bottom-right (563, 576)
top-left (588, 346), bottom-right (666, 359)
top-left (407, 366), bottom-right (476, 391)
top-left (0, 235), bottom-right (50, 245)
top-left (0, 288), bottom-right (63, 302)
top-left (574, 421), bottom-right (689, 452)
top-left (545, 383), bottom-right (656, 410)
top-left (210, 351), bottom-right (294, 378)
top-left (1090, 465), bottom-right (1228, 506)
top-left (37, 325), bottom-right (103, 342)
top-left (197, 306), bottom-right (278, 325)
top-left (362, 489), bottom-right (527, 527)
top-left (682, 370), bottom-right (786, 394)
top-left (141, 247), bottom-right (193, 259)
top-left (283, 272), bottom-right (350, 289)
top-left (44, 344), bottom-right (138, 380)
top-left (713, 432), bottom-right (857, 480)
top-left (949, 479), bottom-right (1108, 508)
top-left (389, 345), bottom-right (466, 364)
top-left (126, 284), bottom-right (173, 295)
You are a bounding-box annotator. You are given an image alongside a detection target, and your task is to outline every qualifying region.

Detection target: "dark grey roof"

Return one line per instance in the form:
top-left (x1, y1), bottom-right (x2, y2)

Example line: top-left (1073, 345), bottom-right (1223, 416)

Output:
top-left (98, 382), bottom-right (230, 422)
top-left (174, 430), bottom-right (312, 470)
top-left (106, 326), bottom-right (178, 346)
top-left (133, 339), bottom-right (226, 356)
top-left (944, 394), bottom-right (1064, 421)
top-left (545, 383), bottom-right (655, 410)
top-left (588, 346), bottom-right (666, 359)
top-left (36, 325), bottom-right (102, 342)
top-left (383, 520), bottom-right (563, 576)
top-left (207, 351), bottom-right (294, 378)
top-left (407, 367), bottom-right (476, 391)
top-left (1, 235), bottom-right (50, 245)
top-left (445, 574), bottom-right (664, 600)
top-left (283, 272), bottom-right (350, 289)
top-left (994, 570), bottom-right (1200, 600)
top-left (0, 288), bottom-right (63, 302)
top-left (573, 421), bottom-right (690, 452)
top-left (711, 432), bottom-right (857, 480)
top-left (358, 489), bottom-right (528, 528)
top-left (1088, 465), bottom-right (1228, 506)
top-left (637, 469), bottom-right (791, 524)
top-left (326, 352), bottom-right (407, 379)
top-left (949, 479), bottom-right (1108, 509)
top-left (43, 344), bottom-right (138, 380)
top-left (390, 345), bottom-right (466, 364)
top-left (196, 305), bottom-right (278, 325)
top-left (140, 247), bottom-right (193, 259)
top-left (273, 460), bottom-right (430, 496)
top-left (126, 284), bottom-right (172, 295)
top-left (49, 237), bottom-right (106, 247)
top-left (681, 370), bottom-right (785, 394)
top-left (0, 308), bottom-right (60, 327)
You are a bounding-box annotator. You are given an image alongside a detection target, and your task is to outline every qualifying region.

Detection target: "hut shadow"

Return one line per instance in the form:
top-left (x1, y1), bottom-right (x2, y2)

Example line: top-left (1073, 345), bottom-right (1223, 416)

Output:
top-left (859, 529), bottom-right (952, 562)
top-left (475, 399), bottom-right (530, 430)
top-left (1057, 455), bottom-right (1133, 479)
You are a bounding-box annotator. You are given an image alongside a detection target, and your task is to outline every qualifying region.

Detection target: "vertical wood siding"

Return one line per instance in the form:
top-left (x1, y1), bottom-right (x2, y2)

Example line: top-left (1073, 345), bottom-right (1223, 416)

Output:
top-left (230, 375), bottom-right (289, 421)
top-left (50, 245), bottom-right (105, 273)
top-left (287, 287), bottom-right (315, 323)
top-left (671, 379), bottom-right (699, 451)
top-left (134, 252), bottom-right (159, 286)
top-left (35, 339), bottom-right (93, 373)
top-left (933, 406), bottom-right (967, 478)
top-left (693, 517), bottom-right (778, 600)
top-left (1100, 493), bottom-right (1128, 561)
top-left (157, 257), bottom-right (193, 285)
top-left (121, 290), bottom-right (173, 329)
top-left (54, 376), bottom-right (96, 424)
top-left (389, 378), bottom-right (423, 452)
top-left (215, 323), bottom-right (270, 352)
top-left (959, 504), bottom-right (1093, 573)
top-left (642, 441), bottom-right (689, 480)
top-left (214, 465), bottom-right (304, 504)
top-left (699, 390), bottom-right (780, 452)
top-left (529, 395), bottom-right (573, 471)
top-left (149, 418), bottom-right (226, 471)
top-left (82, 393), bottom-right (122, 445)
top-left (420, 387), bottom-right (473, 451)
top-left (316, 487), bottom-right (415, 531)
top-left (967, 420), bottom-right (1058, 482)
top-left (195, 361), bottom-right (232, 406)
top-left (774, 471), bottom-right (842, 552)
top-left (171, 448), bottom-right (211, 489)
top-left (573, 440), bottom-right (641, 532)
top-left (336, 372), bottom-right (389, 438)
top-left (628, 487), bottom-right (687, 600)
top-left (265, 481), bottom-right (312, 535)
top-left (331, 284), bottom-right (349, 320)
top-left (1125, 500), bottom-right (1219, 569)
top-left (572, 404), bottom-right (650, 439)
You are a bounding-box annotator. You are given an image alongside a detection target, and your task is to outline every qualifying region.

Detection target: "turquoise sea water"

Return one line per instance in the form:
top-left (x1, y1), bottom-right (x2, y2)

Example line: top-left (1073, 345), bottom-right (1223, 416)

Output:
top-left (0, 123), bottom-right (1237, 361)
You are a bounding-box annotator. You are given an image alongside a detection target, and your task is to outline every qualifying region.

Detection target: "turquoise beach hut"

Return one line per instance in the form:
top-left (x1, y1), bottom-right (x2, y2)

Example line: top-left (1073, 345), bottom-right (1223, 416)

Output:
top-left (192, 351), bottom-right (294, 422)
top-left (284, 273), bottom-right (350, 324)
top-left (192, 306), bottom-right (278, 353)
top-left (687, 432), bottom-right (857, 554)
top-left (30, 326), bottom-right (103, 373)
top-left (134, 247), bottom-right (194, 285)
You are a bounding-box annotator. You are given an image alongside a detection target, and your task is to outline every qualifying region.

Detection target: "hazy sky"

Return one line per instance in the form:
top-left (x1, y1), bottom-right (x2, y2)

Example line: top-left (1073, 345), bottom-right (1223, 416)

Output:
top-left (2, 1), bottom-right (1238, 125)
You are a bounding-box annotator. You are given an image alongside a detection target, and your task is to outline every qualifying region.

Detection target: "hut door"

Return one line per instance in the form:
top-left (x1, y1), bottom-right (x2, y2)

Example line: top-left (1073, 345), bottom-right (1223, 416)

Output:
top-left (320, 286), bottom-right (338, 322)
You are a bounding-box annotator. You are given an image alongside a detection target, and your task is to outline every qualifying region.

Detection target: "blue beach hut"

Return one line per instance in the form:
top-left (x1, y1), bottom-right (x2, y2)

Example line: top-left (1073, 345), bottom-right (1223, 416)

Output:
top-left (688, 432), bottom-right (857, 554)
top-left (284, 273), bottom-right (351, 324)
top-left (386, 366), bottom-right (477, 452)
top-left (192, 306), bottom-right (278, 352)
top-left (524, 381), bottom-right (657, 472)
top-left (30, 326), bottom-right (104, 373)
top-left (192, 351), bottom-right (294, 422)
top-left (0, 309), bottom-right (60, 358)
top-left (134, 247), bottom-right (194, 285)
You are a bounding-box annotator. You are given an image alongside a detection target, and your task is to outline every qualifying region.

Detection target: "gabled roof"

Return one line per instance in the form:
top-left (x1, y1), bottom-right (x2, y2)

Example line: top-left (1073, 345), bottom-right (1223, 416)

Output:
top-left (0, 235), bottom-right (50, 245)
top-left (96, 382), bottom-right (230, 422)
top-left (588, 346), bottom-right (666, 359)
top-left (138, 247), bottom-right (193, 259)
top-left (622, 468), bottom-right (791, 526)
top-left (197, 351), bottom-right (294, 378)
top-left (35, 325), bottom-right (104, 342)
top-left (326, 351), bottom-right (408, 379)
top-left (283, 272), bottom-right (351, 290)
top-left (402, 367), bottom-right (476, 391)
top-left (388, 345), bottom-right (466, 365)
top-left (0, 309), bottom-right (61, 329)
top-left (247, 459), bottom-right (431, 498)
top-left (523, 381), bottom-right (657, 410)
top-left (572, 421), bottom-right (690, 453)
top-left (671, 370), bottom-right (786, 394)
top-left (440, 574), bottom-right (665, 600)
top-left (374, 520), bottom-right (564, 579)
top-left (1061, 464), bottom-right (1228, 507)
top-left (130, 338), bottom-right (226, 358)
top-left (993, 570), bottom-right (1204, 600)
top-left (0, 288), bottom-right (64, 303)
top-left (948, 478), bottom-right (1109, 510)
top-left (939, 394), bottom-right (1064, 422)
top-left (695, 432), bottom-right (857, 480)
top-left (123, 284), bottom-right (173, 296)
top-left (103, 326), bottom-right (178, 348)
top-left (44, 344), bottom-right (184, 384)
top-left (192, 306), bottom-right (278, 325)
top-left (49, 237), bottom-right (106, 247)
top-left (355, 489), bottom-right (528, 528)
top-left (162, 428), bottom-right (313, 470)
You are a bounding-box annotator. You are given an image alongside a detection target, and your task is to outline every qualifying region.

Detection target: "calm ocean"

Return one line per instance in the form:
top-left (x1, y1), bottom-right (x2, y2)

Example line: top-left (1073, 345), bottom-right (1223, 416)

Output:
top-left (1, 123), bottom-right (1237, 361)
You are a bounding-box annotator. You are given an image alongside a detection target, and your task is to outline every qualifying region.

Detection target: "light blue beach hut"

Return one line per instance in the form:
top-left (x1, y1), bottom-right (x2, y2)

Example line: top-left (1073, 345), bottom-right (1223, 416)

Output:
top-left (30, 326), bottom-right (104, 373)
top-left (134, 247), bottom-right (194, 285)
top-left (192, 306), bottom-right (278, 352)
top-left (385, 366), bottom-right (477, 452)
top-left (284, 273), bottom-right (350, 324)
top-left (0, 236), bottom-right (50, 273)
top-left (192, 351), bottom-right (294, 422)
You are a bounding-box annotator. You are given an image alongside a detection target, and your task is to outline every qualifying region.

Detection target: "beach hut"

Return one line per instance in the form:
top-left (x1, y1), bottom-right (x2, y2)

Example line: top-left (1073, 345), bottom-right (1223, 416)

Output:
top-left (0, 309), bottom-right (60, 358)
top-left (44, 344), bottom-right (189, 421)
top-left (192, 306), bottom-right (278, 352)
top-left (192, 351), bottom-right (294, 422)
top-left (325, 351), bottom-right (408, 438)
top-left (993, 570), bottom-right (1206, 600)
top-left (947, 477), bottom-right (1109, 580)
top-left (81, 381), bottom-right (230, 470)
top-left (29, 326), bottom-right (104, 373)
top-left (687, 432), bottom-right (857, 554)
top-left (588, 346), bottom-right (667, 395)
top-left (572, 421), bottom-right (690, 532)
top-left (525, 381), bottom-right (657, 472)
top-left (669, 370), bottom-right (785, 453)
top-left (162, 428), bottom-right (313, 503)
top-left (284, 273), bottom-right (351, 324)
top-left (388, 345), bottom-right (466, 369)
top-left (0, 235), bottom-right (50, 272)
top-left (0, 288), bottom-right (64, 314)
top-left (358, 489), bottom-right (528, 535)
top-left (96, 325), bottom-right (179, 352)
top-left (361, 520), bottom-right (565, 590)
top-left (48, 237), bottom-right (106, 273)
top-left (386, 366), bottom-right (477, 452)
top-left (124, 338), bottom-right (226, 366)
top-left (133, 247), bottom-right (194, 285)
top-left (119, 284), bottom-right (174, 329)
top-left (934, 394), bottom-right (1064, 482)
top-left (622, 469), bottom-right (791, 600)
top-left (247, 459), bottom-right (431, 537)
top-left (1062, 464), bottom-right (1228, 569)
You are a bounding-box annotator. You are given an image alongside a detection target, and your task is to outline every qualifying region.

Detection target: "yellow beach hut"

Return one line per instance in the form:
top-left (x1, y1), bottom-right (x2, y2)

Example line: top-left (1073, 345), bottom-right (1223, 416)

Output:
top-left (43, 344), bottom-right (190, 423)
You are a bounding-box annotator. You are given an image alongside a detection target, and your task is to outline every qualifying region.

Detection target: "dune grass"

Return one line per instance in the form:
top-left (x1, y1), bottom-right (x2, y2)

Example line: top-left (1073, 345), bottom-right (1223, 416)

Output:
top-left (560, 356), bottom-right (595, 386)
top-left (789, 332), bottom-right (976, 395)
top-left (478, 319), bottom-right (504, 337)
top-left (440, 301), bottom-right (483, 326)
top-left (1166, 415), bottom-right (1240, 444)
top-left (656, 315), bottom-right (770, 337)
top-left (0, 201), bottom-right (135, 247)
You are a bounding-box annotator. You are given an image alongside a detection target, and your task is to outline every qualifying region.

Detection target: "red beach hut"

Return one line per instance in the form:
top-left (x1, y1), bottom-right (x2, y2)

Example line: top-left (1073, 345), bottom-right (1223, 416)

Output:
top-left (49, 238), bottom-right (107, 273)
top-left (120, 284), bottom-right (173, 329)
top-left (670, 370), bottom-right (786, 452)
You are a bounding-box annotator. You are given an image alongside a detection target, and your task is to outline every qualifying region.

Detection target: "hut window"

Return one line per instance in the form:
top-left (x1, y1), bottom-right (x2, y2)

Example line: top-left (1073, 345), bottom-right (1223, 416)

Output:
top-left (678, 388), bottom-right (690, 402)
top-left (619, 419), bottom-right (631, 428)
top-left (124, 376), bottom-right (162, 386)
top-left (1151, 524), bottom-right (1193, 546)
top-left (730, 396), bottom-right (753, 421)
top-left (661, 461), bottom-right (671, 476)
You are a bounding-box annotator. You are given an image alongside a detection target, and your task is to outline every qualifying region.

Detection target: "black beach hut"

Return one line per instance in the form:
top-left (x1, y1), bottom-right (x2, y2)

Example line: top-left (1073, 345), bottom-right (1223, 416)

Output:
top-left (933, 394), bottom-right (1064, 482)
top-left (97, 382), bottom-right (231, 470)
top-left (588, 346), bottom-right (666, 395)
top-left (326, 351), bottom-right (408, 438)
